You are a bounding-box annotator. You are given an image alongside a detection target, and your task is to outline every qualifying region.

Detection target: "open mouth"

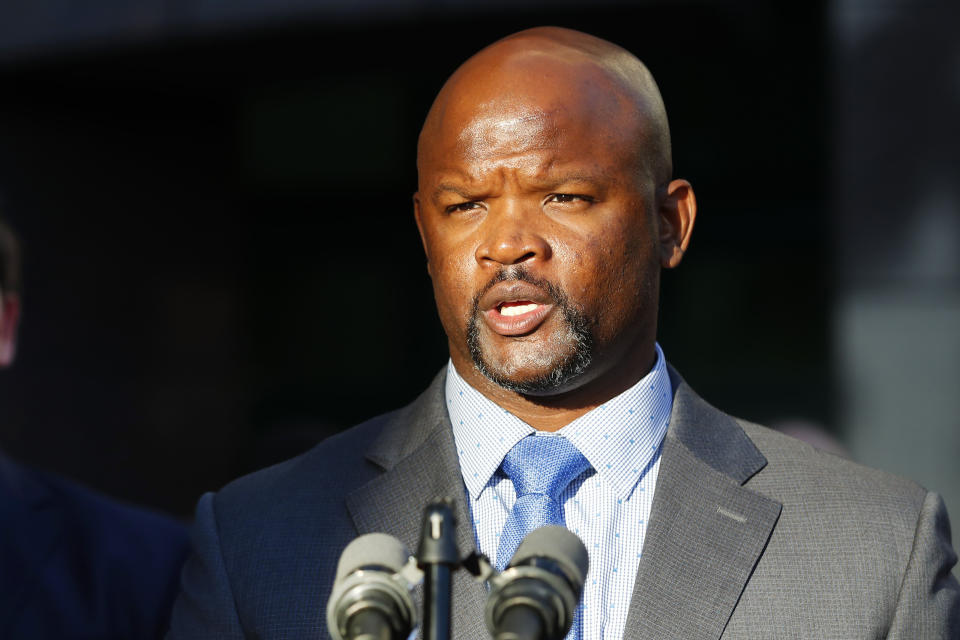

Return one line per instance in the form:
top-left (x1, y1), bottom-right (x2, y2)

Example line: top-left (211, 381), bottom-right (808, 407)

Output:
top-left (484, 299), bottom-right (554, 336)
top-left (498, 301), bottom-right (540, 317)
top-left (475, 277), bottom-right (559, 337)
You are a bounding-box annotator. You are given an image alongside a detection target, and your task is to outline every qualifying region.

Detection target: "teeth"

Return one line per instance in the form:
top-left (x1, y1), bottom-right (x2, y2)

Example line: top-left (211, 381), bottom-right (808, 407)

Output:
top-left (500, 303), bottom-right (539, 317)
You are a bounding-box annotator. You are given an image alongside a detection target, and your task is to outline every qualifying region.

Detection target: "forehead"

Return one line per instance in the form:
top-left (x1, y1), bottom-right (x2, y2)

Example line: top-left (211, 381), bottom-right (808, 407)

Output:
top-left (420, 54), bottom-right (642, 177)
top-left (454, 104), bottom-right (563, 162)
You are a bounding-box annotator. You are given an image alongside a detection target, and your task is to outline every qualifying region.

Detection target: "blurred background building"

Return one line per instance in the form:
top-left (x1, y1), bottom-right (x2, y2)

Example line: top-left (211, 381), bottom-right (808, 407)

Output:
top-left (0, 0), bottom-right (956, 521)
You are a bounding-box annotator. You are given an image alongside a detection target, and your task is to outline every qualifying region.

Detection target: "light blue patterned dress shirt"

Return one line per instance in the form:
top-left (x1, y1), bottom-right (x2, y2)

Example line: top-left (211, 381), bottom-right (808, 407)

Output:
top-left (446, 344), bottom-right (673, 640)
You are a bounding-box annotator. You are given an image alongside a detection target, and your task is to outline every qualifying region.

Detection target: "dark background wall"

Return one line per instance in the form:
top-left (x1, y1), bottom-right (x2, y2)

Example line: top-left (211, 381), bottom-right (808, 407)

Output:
top-left (0, 1), bottom-right (954, 520)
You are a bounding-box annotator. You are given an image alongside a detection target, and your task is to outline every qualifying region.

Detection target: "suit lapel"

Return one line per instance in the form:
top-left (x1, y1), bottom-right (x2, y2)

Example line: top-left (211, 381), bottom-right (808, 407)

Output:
top-left (345, 372), bottom-right (488, 640)
top-left (622, 370), bottom-right (782, 640)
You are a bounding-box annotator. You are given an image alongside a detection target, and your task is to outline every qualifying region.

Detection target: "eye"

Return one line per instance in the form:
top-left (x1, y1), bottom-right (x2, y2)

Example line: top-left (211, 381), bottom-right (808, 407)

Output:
top-left (545, 193), bottom-right (595, 205)
top-left (445, 201), bottom-right (483, 214)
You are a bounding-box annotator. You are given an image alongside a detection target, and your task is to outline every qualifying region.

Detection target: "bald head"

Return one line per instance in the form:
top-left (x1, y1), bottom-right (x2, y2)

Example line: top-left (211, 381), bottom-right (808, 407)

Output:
top-left (412, 27), bottom-right (696, 412)
top-left (418, 27), bottom-right (673, 187)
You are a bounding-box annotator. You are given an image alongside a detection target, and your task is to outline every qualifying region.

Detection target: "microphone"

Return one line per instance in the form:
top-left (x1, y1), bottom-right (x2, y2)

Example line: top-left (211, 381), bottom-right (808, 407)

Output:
top-left (326, 533), bottom-right (422, 640)
top-left (485, 526), bottom-right (589, 640)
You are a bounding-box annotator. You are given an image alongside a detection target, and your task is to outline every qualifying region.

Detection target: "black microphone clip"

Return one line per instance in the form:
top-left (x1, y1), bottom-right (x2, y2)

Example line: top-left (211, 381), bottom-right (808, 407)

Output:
top-left (416, 500), bottom-right (459, 640)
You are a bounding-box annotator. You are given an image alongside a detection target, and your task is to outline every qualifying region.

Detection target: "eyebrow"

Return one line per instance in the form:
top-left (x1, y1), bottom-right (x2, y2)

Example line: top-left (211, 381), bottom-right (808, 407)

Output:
top-left (533, 170), bottom-right (605, 188)
top-left (433, 183), bottom-right (475, 200)
top-left (431, 171), bottom-right (605, 203)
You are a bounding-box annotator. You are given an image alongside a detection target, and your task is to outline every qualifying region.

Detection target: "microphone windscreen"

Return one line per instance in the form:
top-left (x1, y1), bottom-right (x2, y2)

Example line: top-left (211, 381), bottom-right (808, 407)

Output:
top-left (334, 533), bottom-right (412, 582)
top-left (511, 525), bottom-right (588, 587)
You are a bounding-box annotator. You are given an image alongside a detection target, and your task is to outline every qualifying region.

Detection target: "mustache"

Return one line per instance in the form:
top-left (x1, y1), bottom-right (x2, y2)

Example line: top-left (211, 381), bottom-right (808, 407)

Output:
top-left (470, 265), bottom-right (568, 314)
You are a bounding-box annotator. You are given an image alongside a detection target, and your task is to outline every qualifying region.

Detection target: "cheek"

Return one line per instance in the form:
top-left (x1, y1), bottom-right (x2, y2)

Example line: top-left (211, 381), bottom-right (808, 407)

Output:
top-left (568, 220), bottom-right (640, 287)
top-left (560, 223), bottom-right (654, 327)
top-left (429, 246), bottom-right (477, 324)
top-left (604, 212), bottom-right (655, 277)
top-left (564, 238), bottom-right (608, 301)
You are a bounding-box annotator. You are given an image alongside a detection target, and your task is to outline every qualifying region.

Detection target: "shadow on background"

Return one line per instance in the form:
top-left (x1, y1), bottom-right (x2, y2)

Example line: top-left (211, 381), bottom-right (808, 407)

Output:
top-left (0, 1), bottom-right (952, 520)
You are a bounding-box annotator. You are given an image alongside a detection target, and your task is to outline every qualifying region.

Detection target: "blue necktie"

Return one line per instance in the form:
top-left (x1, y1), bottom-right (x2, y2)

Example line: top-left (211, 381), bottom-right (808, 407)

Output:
top-left (496, 435), bottom-right (592, 640)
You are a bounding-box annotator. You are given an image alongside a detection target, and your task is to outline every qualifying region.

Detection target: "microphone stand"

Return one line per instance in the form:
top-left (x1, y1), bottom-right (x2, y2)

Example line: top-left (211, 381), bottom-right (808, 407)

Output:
top-left (416, 500), bottom-right (459, 640)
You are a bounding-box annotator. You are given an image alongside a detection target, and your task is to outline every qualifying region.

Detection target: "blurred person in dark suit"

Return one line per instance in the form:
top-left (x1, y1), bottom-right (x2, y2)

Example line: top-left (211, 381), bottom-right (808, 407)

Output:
top-left (0, 218), bottom-right (190, 639)
top-left (169, 27), bottom-right (958, 638)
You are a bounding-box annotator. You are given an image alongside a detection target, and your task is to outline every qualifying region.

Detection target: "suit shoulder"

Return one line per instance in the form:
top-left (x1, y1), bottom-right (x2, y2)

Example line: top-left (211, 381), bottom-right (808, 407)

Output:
top-left (195, 407), bottom-right (411, 613)
top-left (34, 469), bottom-right (189, 559)
top-left (729, 419), bottom-right (960, 631)
top-left (209, 407), bottom-right (404, 539)
top-left (737, 418), bottom-right (928, 539)
top-left (211, 371), bottom-right (449, 520)
top-left (13, 467), bottom-right (190, 637)
top-left (741, 419), bottom-right (922, 493)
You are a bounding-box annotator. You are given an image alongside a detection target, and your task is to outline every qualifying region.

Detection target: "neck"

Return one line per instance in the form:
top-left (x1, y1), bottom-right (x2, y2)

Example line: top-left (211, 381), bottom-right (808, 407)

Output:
top-left (452, 343), bottom-right (658, 432)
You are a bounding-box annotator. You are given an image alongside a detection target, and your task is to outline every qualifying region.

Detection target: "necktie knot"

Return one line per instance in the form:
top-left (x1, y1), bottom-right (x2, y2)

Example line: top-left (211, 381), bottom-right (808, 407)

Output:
top-left (501, 435), bottom-right (591, 501)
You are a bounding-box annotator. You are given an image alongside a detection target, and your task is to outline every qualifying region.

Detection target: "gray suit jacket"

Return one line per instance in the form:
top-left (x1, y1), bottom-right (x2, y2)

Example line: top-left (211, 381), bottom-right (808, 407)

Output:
top-left (168, 367), bottom-right (960, 638)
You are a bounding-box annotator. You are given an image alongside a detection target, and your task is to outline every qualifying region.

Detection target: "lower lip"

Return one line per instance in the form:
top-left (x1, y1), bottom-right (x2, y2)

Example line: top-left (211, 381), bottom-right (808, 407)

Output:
top-left (483, 304), bottom-right (555, 336)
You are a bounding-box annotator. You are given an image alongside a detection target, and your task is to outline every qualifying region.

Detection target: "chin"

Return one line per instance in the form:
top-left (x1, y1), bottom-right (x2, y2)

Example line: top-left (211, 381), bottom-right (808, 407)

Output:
top-left (472, 341), bottom-right (593, 396)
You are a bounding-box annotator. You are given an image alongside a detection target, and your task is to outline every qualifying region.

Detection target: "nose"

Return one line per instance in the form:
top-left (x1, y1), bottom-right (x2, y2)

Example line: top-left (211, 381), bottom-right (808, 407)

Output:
top-left (474, 203), bottom-right (552, 267)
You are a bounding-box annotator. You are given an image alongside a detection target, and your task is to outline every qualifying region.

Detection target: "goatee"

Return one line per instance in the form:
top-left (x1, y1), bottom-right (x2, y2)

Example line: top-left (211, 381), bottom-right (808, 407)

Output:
top-left (466, 266), bottom-right (594, 395)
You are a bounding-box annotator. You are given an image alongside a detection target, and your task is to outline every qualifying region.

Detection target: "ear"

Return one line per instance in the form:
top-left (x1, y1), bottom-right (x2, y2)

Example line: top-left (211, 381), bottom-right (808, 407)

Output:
top-left (658, 179), bottom-right (696, 269)
top-left (0, 291), bottom-right (21, 367)
top-left (413, 192), bottom-right (433, 276)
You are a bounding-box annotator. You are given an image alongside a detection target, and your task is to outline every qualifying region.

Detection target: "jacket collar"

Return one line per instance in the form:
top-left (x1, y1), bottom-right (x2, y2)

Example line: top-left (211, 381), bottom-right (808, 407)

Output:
top-left (347, 366), bottom-right (782, 640)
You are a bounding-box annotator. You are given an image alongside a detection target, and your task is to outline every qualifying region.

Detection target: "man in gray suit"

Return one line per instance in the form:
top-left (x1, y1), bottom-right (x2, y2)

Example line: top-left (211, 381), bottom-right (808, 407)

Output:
top-left (168, 27), bottom-right (959, 638)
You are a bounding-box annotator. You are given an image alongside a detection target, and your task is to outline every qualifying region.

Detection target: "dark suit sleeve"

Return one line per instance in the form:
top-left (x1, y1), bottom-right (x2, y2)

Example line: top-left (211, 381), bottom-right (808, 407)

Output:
top-left (166, 492), bottom-right (245, 639)
top-left (886, 491), bottom-right (960, 638)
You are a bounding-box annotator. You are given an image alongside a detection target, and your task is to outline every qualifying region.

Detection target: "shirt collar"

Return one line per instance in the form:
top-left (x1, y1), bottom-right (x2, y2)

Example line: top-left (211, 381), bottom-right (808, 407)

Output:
top-left (447, 344), bottom-right (672, 501)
